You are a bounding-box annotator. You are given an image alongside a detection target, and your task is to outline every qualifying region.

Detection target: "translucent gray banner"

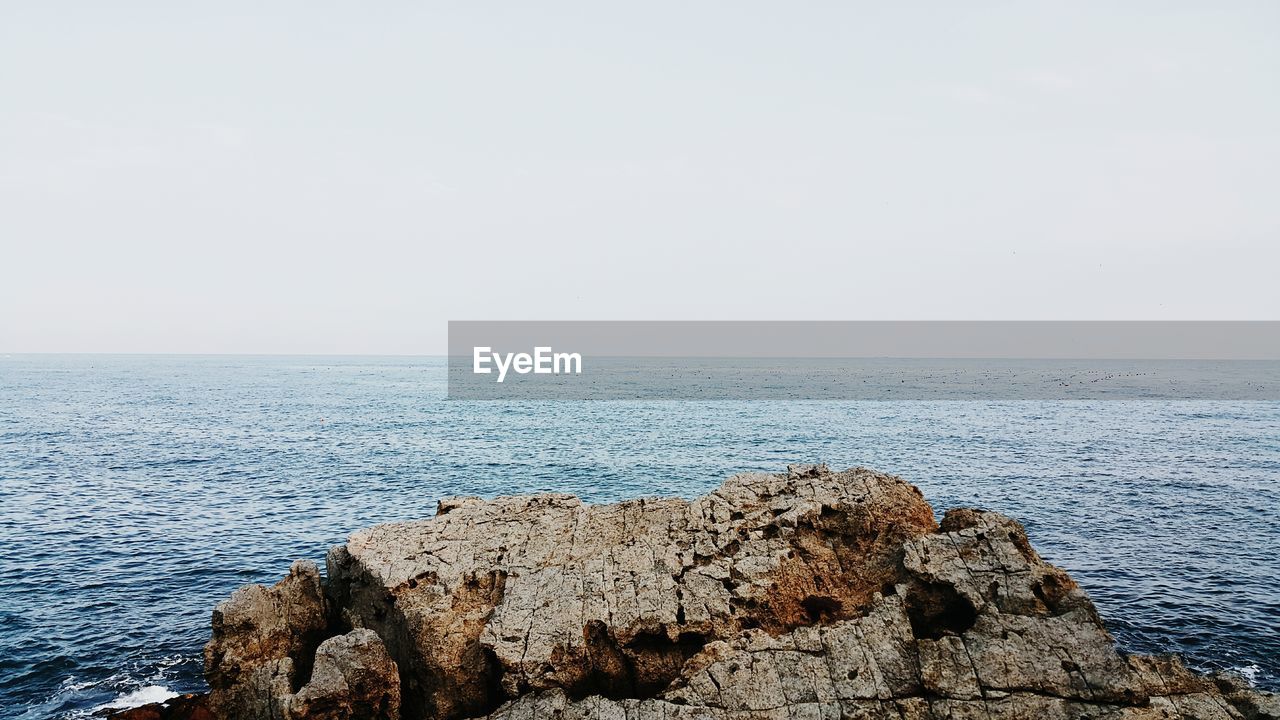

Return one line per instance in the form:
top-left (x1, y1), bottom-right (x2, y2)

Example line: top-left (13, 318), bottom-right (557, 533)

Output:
top-left (447, 321), bottom-right (1280, 400)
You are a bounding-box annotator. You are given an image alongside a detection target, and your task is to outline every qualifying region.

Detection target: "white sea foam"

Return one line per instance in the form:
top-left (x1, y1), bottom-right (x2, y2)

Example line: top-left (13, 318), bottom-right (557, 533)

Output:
top-left (1232, 664), bottom-right (1262, 686)
top-left (95, 685), bottom-right (179, 711)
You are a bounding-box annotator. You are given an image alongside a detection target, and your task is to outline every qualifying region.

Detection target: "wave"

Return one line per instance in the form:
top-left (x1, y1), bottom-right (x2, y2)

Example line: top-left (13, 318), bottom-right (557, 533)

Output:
top-left (16, 655), bottom-right (199, 720)
top-left (1231, 664), bottom-right (1262, 686)
top-left (93, 685), bottom-right (178, 712)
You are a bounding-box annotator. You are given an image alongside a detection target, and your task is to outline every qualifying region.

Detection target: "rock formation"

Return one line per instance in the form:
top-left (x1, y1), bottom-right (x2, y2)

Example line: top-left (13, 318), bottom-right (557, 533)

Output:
top-left (201, 560), bottom-right (400, 720)
top-left (183, 465), bottom-right (1277, 720)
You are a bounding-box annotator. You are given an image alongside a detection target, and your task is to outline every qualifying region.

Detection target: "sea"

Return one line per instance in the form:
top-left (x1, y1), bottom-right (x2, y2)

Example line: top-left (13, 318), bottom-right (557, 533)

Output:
top-left (1, 355), bottom-right (1277, 718)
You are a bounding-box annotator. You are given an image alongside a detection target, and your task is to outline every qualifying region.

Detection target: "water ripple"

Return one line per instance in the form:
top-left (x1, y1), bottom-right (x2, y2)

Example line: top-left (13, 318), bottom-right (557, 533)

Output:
top-left (1, 355), bottom-right (1277, 718)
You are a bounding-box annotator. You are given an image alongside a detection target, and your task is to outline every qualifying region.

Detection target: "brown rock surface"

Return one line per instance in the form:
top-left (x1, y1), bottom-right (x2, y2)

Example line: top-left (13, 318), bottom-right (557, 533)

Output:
top-left (200, 465), bottom-right (1277, 720)
top-left (204, 559), bottom-right (332, 718)
top-left (202, 560), bottom-right (399, 719)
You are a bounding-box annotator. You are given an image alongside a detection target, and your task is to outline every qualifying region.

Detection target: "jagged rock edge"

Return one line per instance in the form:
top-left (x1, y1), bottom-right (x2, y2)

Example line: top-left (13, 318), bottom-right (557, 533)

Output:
top-left (195, 465), bottom-right (1280, 720)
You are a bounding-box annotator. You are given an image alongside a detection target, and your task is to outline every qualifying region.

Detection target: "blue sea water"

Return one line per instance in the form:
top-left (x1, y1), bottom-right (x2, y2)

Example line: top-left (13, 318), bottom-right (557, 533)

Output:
top-left (1, 355), bottom-right (1277, 718)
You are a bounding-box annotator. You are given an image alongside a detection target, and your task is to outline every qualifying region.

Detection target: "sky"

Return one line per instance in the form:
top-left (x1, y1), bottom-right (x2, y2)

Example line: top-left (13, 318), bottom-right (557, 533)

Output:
top-left (1, 2), bottom-right (1277, 354)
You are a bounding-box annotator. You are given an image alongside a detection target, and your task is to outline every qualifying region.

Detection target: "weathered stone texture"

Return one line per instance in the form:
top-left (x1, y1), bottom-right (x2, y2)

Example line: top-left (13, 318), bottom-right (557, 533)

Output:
top-left (196, 465), bottom-right (1276, 720)
top-left (202, 560), bottom-right (399, 719)
top-left (286, 629), bottom-right (401, 720)
top-left (326, 465), bottom-right (935, 720)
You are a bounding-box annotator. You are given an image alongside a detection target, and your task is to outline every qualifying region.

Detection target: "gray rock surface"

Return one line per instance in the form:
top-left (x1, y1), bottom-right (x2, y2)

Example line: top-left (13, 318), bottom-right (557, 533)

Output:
top-left (286, 629), bottom-right (401, 720)
top-left (325, 465), bottom-right (935, 720)
top-left (204, 465), bottom-right (1278, 720)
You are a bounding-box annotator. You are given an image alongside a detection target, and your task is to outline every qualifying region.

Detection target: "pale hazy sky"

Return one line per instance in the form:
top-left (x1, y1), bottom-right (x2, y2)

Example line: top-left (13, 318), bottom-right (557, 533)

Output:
top-left (2, 2), bottom-right (1277, 354)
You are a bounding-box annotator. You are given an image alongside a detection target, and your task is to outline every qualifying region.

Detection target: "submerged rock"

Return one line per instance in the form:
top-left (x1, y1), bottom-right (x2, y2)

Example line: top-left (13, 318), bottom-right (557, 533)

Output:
top-left (198, 465), bottom-right (1277, 720)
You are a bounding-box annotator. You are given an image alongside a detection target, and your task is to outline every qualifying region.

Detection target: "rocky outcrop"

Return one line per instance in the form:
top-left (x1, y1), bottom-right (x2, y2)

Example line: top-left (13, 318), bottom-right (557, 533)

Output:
top-left (324, 464), bottom-right (934, 720)
top-left (202, 560), bottom-right (399, 719)
top-left (198, 465), bottom-right (1277, 720)
top-left (486, 509), bottom-right (1260, 720)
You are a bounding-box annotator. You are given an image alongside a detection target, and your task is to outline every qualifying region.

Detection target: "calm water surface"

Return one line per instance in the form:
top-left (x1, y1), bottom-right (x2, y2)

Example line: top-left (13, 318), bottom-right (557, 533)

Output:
top-left (1, 355), bottom-right (1277, 718)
